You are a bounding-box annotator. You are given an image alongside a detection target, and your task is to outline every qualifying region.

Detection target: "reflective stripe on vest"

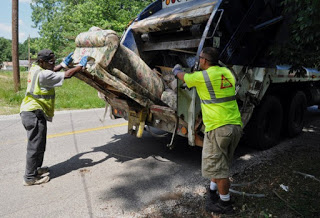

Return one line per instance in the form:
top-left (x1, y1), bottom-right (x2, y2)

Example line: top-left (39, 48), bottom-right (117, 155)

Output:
top-left (26, 69), bottom-right (55, 99)
top-left (201, 70), bottom-right (236, 104)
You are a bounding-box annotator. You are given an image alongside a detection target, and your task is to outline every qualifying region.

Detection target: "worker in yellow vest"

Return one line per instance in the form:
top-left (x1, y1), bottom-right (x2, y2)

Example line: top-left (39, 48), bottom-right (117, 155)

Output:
top-left (173, 47), bottom-right (242, 215)
top-left (20, 49), bottom-right (88, 186)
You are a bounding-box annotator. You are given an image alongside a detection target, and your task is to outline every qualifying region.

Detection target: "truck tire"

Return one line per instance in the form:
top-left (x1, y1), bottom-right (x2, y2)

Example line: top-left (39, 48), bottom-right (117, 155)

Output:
top-left (286, 91), bottom-right (307, 137)
top-left (245, 95), bottom-right (283, 150)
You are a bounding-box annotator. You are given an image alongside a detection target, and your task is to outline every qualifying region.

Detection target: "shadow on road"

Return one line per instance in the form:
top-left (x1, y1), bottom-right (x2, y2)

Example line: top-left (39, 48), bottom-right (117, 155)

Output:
top-left (49, 130), bottom-right (202, 179)
top-left (48, 130), bottom-right (203, 211)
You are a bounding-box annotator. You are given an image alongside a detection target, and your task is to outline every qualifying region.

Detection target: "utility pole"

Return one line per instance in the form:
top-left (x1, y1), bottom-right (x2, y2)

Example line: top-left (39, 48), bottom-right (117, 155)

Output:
top-left (28, 35), bottom-right (31, 70)
top-left (12, 0), bottom-right (20, 92)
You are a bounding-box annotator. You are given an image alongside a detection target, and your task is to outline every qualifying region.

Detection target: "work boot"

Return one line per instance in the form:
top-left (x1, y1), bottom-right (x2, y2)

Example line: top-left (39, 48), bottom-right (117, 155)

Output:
top-left (206, 199), bottom-right (234, 215)
top-left (23, 175), bottom-right (50, 186)
top-left (207, 188), bottom-right (219, 203)
top-left (37, 166), bottom-right (49, 175)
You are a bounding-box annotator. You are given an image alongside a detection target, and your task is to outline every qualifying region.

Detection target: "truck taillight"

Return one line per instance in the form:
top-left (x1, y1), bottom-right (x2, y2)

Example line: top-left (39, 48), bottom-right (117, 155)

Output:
top-left (180, 126), bottom-right (188, 135)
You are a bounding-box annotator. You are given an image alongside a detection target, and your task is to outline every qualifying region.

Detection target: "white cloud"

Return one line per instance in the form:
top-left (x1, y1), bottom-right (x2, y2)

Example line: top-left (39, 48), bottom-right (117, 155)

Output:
top-left (19, 0), bottom-right (32, 3)
top-left (19, 32), bottom-right (26, 41)
top-left (0, 22), bottom-right (27, 34)
top-left (0, 23), bottom-right (31, 43)
top-left (0, 23), bottom-right (11, 34)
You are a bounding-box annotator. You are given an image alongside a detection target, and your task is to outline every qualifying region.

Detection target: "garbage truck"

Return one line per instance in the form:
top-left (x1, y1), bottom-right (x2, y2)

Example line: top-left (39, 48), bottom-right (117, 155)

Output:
top-left (71, 0), bottom-right (320, 150)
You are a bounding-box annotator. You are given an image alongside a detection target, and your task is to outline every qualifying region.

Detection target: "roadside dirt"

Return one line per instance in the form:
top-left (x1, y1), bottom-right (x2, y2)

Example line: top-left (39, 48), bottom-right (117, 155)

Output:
top-left (135, 107), bottom-right (320, 217)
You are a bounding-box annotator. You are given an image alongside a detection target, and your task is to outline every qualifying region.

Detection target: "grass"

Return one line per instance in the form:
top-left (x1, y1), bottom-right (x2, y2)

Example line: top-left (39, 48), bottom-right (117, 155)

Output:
top-left (0, 70), bottom-right (105, 115)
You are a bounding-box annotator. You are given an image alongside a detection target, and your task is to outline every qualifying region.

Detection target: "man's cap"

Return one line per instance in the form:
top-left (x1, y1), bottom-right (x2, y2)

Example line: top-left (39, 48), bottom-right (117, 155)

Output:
top-left (37, 49), bottom-right (55, 61)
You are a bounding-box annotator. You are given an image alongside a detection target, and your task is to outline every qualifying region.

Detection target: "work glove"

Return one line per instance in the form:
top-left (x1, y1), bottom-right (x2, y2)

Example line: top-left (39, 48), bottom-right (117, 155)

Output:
top-left (79, 56), bottom-right (88, 67)
top-left (60, 52), bottom-right (74, 68)
top-left (172, 64), bottom-right (183, 76)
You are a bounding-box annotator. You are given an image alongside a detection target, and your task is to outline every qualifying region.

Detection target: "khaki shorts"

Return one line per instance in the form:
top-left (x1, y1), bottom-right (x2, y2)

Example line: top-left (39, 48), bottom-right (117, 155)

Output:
top-left (202, 124), bottom-right (242, 179)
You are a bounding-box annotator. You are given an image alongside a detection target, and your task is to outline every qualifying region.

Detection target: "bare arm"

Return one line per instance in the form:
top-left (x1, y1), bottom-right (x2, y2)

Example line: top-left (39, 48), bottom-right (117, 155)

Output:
top-left (53, 64), bottom-right (63, 72)
top-left (176, 72), bottom-right (186, 82)
top-left (64, 66), bottom-right (83, 79)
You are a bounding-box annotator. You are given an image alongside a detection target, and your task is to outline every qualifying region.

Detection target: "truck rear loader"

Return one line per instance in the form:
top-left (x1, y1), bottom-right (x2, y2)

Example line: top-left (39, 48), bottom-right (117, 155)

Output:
top-left (71, 0), bottom-right (320, 150)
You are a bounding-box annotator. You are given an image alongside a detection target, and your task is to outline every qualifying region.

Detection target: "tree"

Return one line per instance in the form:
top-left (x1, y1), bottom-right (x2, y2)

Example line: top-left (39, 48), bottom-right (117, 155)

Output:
top-left (30, 0), bottom-right (153, 58)
top-left (0, 37), bottom-right (12, 65)
top-left (19, 37), bottom-right (39, 60)
top-left (272, 0), bottom-right (320, 68)
top-left (19, 39), bottom-right (29, 60)
top-left (0, 37), bottom-right (39, 67)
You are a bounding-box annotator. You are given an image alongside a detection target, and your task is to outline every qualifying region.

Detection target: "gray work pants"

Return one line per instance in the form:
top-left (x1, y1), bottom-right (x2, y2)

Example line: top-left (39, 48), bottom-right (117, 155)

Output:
top-left (20, 110), bottom-right (47, 182)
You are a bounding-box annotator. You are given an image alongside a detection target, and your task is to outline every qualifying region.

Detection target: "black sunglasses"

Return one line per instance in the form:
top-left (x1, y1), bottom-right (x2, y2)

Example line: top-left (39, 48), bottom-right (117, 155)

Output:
top-left (46, 58), bottom-right (56, 64)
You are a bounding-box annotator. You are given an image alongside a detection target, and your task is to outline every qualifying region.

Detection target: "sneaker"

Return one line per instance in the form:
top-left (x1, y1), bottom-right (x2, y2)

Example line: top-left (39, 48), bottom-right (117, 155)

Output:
top-left (206, 199), bottom-right (234, 215)
top-left (37, 166), bottom-right (49, 175)
top-left (23, 175), bottom-right (50, 186)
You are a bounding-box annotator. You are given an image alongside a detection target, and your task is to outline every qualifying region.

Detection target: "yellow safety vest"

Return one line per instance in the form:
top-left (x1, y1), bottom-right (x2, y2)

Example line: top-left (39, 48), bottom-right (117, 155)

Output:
top-left (184, 66), bottom-right (242, 132)
top-left (20, 64), bottom-right (55, 120)
top-left (201, 70), bottom-right (236, 104)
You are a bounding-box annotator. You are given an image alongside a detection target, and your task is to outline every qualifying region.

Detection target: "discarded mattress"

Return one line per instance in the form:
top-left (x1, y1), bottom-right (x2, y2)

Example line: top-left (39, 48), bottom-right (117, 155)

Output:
top-left (72, 27), bottom-right (165, 107)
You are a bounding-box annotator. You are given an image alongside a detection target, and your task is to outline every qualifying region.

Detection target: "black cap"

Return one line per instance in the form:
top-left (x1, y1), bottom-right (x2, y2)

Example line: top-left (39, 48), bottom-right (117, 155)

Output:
top-left (37, 49), bottom-right (55, 61)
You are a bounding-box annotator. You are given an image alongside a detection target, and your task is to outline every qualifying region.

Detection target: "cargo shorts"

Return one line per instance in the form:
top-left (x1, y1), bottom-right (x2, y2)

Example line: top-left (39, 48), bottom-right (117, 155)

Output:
top-left (202, 124), bottom-right (242, 179)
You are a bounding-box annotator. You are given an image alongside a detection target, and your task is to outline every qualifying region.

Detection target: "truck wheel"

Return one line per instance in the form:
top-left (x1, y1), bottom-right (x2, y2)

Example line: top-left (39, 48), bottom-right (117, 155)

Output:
top-left (245, 96), bottom-right (283, 150)
top-left (286, 91), bottom-right (307, 137)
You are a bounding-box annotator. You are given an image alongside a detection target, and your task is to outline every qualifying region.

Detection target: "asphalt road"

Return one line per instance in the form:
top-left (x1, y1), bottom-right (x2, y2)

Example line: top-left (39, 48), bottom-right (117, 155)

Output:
top-left (0, 108), bottom-right (204, 218)
top-left (1, 107), bottom-right (319, 217)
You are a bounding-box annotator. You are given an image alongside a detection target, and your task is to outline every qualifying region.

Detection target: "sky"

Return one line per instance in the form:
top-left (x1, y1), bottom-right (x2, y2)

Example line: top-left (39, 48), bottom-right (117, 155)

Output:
top-left (0, 0), bottom-right (39, 43)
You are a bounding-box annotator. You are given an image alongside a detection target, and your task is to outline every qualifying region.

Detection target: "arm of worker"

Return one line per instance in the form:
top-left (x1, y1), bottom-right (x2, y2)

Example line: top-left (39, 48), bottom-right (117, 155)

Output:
top-left (172, 64), bottom-right (186, 82)
top-left (39, 56), bottom-right (88, 89)
top-left (54, 52), bottom-right (74, 72)
top-left (53, 64), bottom-right (63, 72)
top-left (64, 66), bottom-right (82, 79)
top-left (176, 72), bottom-right (186, 82)
top-left (64, 56), bottom-right (88, 79)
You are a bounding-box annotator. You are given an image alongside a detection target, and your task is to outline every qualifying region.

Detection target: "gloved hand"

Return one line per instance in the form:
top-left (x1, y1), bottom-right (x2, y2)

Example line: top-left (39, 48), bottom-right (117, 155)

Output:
top-left (79, 56), bottom-right (88, 67)
top-left (61, 52), bottom-right (74, 68)
top-left (172, 64), bottom-right (183, 76)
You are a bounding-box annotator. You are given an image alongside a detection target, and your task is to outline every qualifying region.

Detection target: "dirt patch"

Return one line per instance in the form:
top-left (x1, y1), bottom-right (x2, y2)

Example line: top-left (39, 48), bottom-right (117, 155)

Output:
top-left (231, 142), bottom-right (320, 218)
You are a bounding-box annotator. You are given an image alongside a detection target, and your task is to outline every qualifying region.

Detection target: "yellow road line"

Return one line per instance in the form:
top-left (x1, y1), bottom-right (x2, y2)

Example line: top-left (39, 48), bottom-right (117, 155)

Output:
top-left (47, 122), bottom-right (128, 139)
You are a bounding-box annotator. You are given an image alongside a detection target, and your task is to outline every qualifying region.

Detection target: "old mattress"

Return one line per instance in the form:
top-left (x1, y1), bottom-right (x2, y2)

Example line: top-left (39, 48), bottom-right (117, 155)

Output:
top-left (72, 27), bottom-right (165, 107)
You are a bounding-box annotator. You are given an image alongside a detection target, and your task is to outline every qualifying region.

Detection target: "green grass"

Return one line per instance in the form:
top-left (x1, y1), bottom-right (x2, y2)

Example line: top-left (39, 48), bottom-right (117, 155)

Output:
top-left (0, 70), bottom-right (105, 115)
